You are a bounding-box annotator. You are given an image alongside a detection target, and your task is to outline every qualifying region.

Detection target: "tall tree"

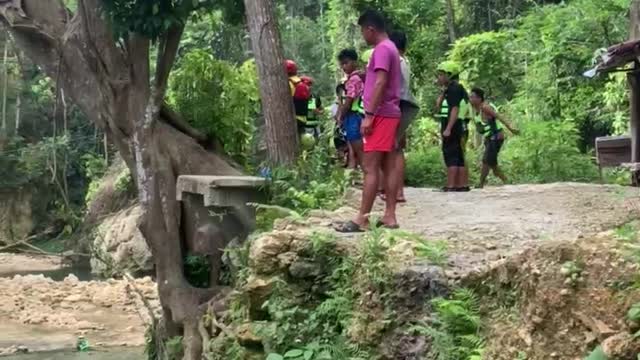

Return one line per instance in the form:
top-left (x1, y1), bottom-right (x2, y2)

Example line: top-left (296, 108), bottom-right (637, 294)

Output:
top-left (244, 0), bottom-right (298, 164)
top-left (0, 1), bottom-right (242, 358)
top-left (445, 0), bottom-right (458, 43)
top-left (629, 0), bottom-right (640, 184)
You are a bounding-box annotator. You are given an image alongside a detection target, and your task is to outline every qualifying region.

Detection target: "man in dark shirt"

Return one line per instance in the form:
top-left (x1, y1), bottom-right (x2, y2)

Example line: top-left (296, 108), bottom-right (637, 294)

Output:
top-left (436, 61), bottom-right (471, 192)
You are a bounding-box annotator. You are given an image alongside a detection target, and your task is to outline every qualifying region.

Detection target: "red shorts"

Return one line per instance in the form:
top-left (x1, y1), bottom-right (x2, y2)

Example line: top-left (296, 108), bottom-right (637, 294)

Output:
top-left (363, 116), bottom-right (400, 152)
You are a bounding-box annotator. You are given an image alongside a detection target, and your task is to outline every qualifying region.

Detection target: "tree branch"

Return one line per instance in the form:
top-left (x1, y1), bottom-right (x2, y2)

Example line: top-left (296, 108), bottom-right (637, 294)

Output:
top-left (160, 103), bottom-right (207, 143)
top-left (154, 25), bottom-right (184, 108)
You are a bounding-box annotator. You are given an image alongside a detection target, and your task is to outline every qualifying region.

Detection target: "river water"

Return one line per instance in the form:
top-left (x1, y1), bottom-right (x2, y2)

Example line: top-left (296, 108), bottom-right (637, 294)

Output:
top-left (2, 348), bottom-right (144, 360)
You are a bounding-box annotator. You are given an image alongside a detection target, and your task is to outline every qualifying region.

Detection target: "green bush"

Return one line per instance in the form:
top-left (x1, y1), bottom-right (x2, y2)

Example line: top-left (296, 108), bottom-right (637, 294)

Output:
top-left (169, 51), bottom-right (259, 165)
top-left (405, 146), bottom-right (446, 188)
top-left (501, 120), bottom-right (599, 184)
top-left (267, 121), bottom-right (353, 214)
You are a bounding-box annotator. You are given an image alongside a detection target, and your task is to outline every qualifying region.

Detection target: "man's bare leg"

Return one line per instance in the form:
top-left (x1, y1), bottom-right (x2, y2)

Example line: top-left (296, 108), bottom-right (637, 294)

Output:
top-left (447, 167), bottom-right (457, 189)
top-left (347, 143), bottom-right (356, 169)
top-left (351, 140), bottom-right (365, 169)
top-left (493, 166), bottom-right (507, 184)
top-left (460, 165), bottom-right (469, 188)
top-left (382, 151), bottom-right (400, 226)
top-left (394, 151), bottom-right (406, 201)
top-left (478, 163), bottom-right (490, 188)
top-left (353, 151), bottom-right (383, 227)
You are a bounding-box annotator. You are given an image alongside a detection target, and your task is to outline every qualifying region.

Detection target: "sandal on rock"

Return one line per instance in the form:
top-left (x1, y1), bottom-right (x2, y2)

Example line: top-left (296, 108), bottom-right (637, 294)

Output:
top-left (334, 220), bottom-right (365, 233)
top-left (375, 220), bottom-right (400, 229)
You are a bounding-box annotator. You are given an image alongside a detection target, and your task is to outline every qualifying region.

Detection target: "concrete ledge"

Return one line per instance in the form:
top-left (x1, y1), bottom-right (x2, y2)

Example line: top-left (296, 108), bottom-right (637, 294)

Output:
top-left (176, 175), bottom-right (266, 202)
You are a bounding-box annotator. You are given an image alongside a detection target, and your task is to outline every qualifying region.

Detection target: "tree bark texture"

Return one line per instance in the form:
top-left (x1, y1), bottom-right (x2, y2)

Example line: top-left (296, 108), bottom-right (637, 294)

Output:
top-left (445, 0), bottom-right (458, 43)
top-left (0, 1), bottom-right (239, 358)
top-left (244, 0), bottom-right (299, 164)
top-left (630, 0), bottom-right (640, 185)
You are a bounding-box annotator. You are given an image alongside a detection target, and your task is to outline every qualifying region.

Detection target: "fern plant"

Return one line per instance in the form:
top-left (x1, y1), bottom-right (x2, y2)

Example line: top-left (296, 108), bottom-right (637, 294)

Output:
top-left (410, 289), bottom-right (485, 360)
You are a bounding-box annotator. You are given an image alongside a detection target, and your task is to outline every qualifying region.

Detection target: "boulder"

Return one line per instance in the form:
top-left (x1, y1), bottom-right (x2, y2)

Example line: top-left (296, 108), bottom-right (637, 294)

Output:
top-left (0, 190), bottom-right (33, 243)
top-left (602, 332), bottom-right (640, 358)
top-left (90, 205), bottom-right (153, 276)
top-left (244, 275), bottom-right (275, 320)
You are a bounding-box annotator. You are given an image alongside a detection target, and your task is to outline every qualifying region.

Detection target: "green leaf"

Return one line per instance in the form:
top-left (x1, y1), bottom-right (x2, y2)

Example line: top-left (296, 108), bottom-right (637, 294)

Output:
top-left (584, 346), bottom-right (608, 360)
top-left (267, 354), bottom-right (284, 360)
top-left (303, 350), bottom-right (313, 360)
top-left (284, 349), bottom-right (304, 358)
top-left (628, 303), bottom-right (640, 322)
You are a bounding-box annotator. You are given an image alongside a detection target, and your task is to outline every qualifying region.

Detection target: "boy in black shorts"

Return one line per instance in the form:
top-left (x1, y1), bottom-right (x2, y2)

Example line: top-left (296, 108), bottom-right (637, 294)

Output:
top-left (436, 61), bottom-right (471, 192)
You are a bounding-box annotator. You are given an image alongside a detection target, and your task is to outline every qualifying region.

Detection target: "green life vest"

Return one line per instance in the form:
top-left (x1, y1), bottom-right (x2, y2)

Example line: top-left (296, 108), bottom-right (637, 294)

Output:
top-left (307, 96), bottom-right (319, 124)
top-left (303, 96), bottom-right (320, 127)
top-left (437, 99), bottom-right (449, 123)
top-left (438, 98), bottom-right (471, 131)
top-left (474, 103), bottom-right (503, 137)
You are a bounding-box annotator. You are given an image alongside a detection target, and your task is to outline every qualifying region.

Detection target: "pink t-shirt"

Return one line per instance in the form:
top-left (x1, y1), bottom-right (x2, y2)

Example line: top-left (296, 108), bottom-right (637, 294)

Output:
top-left (345, 71), bottom-right (364, 99)
top-left (363, 39), bottom-right (401, 118)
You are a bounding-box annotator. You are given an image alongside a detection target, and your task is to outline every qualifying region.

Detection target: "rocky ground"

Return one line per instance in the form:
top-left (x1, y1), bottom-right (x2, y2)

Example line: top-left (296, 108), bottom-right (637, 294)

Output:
top-left (2, 183), bottom-right (640, 359)
top-left (251, 182), bottom-right (640, 359)
top-left (0, 271), bottom-right (158, 356)
top-left (328, 183), bottom-right (639, 277)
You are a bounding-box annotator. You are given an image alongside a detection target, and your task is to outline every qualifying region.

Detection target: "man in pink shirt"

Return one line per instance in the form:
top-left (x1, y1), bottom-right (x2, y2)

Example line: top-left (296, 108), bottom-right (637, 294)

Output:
top-left (337, 10), bottom-right (402, 232)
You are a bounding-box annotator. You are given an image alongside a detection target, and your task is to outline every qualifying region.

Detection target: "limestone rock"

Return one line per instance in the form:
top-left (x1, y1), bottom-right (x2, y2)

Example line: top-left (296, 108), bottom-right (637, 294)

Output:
top-left (236, 323), bottom-right (263, 349)
top-left (90, 205), bottom-right (153, 276)
top-left (249, 231), bottom-right (294, 274)
top-left (602, 332), bottom-right (640, 358)
top-left (244, 275), bottom-right (275, 320)
top-left (288, 260), bottom-right (321, 279)
top-left (0, 190), bottom-right (33, 244)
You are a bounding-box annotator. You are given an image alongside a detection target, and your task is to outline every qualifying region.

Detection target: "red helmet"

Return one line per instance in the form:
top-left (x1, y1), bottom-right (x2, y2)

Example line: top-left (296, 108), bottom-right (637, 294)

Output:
top-left (300, 76), bottom-right (314, 85)
top-left (285, 59), bottom-right (298, 75)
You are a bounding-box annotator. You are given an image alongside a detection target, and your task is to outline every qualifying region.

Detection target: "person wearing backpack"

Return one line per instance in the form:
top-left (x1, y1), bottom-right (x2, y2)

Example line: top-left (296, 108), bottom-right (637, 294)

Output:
top-left (336, 49), bottom-right (366, 169)
top-left (285, 60), bottom-right (314, 143)
top-left (469, 87), bottom-right (519, 188)
top-left (301, 76), bottom-right (323, 125)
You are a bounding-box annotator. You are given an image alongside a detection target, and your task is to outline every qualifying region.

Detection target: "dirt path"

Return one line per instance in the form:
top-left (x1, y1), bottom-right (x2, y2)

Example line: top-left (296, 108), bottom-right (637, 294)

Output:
top-left (331, 183), bottom-right (639, 277)
top-left (401, 183), bottom-right (638, 274)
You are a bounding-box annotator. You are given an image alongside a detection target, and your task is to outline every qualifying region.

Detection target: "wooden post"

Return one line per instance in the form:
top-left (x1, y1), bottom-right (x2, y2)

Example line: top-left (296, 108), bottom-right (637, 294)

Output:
top-left (629, 70), bottom-right (640, 185)
top-left (629, 0), bottom-right (640, 185)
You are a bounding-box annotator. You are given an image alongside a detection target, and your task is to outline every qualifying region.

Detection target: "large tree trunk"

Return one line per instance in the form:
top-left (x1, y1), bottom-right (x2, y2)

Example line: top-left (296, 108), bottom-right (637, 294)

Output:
top-left (244, 0), bottom-right (298, 164)
top-left (630, 0), bottom-right (640, 185)
top-left (0, 1), bottom-right (239, 358)
top-left (445, 0), bottom-right (458, 43)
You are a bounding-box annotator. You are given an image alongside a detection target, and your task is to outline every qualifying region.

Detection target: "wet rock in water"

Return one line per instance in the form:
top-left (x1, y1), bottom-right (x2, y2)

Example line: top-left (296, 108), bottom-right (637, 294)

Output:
top-left (89, 205), bottom-right (153, 277)
top-left (64, 274), bottom-right (80, 284)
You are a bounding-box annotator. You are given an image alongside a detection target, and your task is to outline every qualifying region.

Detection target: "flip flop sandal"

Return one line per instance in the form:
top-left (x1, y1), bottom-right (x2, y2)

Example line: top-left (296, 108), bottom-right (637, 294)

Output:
top-left (375, 220), bottom-right (400, 229)
top-left (334, 220), bottom-right (365, 233)
top-left (433, 187), bottom-right (454, 192)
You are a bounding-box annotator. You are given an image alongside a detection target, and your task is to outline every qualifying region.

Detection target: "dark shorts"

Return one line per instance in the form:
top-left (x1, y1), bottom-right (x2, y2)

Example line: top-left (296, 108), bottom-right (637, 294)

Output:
top-left (442, 129), bottom-right (465, 168)
top-left (483, 137), bottom-right (504, 167)
top-left (396, 100), bottom-right (420, 151)
top-left (344, 112), bottom-right (363, 143)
